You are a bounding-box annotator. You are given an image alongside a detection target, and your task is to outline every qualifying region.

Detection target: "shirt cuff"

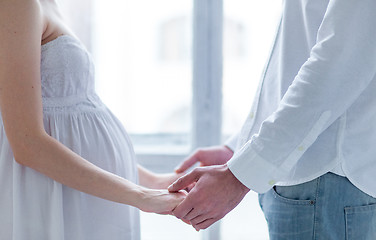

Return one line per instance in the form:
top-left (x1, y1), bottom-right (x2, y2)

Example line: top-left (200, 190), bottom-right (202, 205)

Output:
top-left (227, 142), bottom-right (287, 193)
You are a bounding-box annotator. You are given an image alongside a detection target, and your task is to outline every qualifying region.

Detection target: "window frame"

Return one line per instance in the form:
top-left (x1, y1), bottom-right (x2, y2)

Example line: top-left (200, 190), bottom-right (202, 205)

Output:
top-left (139, 0), bottom-right (224, 239)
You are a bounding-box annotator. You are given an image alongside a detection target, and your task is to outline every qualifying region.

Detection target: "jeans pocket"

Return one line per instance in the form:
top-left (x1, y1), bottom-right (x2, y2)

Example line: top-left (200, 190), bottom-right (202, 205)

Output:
top-left (272, 186), bottom-right (316, 205)
top-left (260, 187), bottom-right (316, 240)
top-left (345, 203), bottom-right (376, 240)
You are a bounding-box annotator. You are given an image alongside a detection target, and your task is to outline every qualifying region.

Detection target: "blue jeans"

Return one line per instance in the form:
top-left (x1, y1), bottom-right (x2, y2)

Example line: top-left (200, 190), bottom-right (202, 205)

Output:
top-left (259, 173), bottom-right (376, 240)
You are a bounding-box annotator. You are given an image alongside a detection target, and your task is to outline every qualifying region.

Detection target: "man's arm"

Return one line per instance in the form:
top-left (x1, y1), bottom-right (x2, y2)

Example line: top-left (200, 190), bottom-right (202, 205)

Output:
top-left (228, 0), bottom-right (376, 193)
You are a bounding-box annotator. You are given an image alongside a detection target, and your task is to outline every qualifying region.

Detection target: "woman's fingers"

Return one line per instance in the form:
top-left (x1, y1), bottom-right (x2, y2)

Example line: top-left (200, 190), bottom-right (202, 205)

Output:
top-left (142, 189), bottom-right (187, 215)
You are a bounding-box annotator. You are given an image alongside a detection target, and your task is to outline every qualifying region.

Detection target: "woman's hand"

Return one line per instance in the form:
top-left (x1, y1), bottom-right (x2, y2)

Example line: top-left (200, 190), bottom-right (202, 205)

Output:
top-left (138, 188), bottom-right (187, 215)
top-left (138, 165), bottom-right (186, 189)
top-left (149, 172), bottom-right (187, 189)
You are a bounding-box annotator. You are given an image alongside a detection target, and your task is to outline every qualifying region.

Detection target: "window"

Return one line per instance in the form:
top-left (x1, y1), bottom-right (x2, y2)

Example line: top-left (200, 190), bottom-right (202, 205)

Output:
top-left (92, 0), bottom-right (193, 157)
top-left (58, 0), bottom-right (281, 239)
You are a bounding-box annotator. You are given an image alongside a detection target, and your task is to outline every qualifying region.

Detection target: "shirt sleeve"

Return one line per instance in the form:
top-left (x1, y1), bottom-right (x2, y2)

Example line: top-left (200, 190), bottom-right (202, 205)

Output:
top-left (227, 0), bottom-right (376, 193)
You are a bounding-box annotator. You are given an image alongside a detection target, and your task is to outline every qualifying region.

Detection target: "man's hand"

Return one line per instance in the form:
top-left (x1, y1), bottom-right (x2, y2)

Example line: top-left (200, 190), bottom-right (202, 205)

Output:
top-left (174, 145), bottom-right (234, 173)
top-left (168, 164), bottom-right (249, 230)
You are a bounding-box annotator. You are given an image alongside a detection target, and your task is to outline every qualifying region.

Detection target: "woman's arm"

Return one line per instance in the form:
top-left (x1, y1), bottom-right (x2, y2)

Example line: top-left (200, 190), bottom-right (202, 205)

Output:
top-left (0, 0), bottom-right (184, 214)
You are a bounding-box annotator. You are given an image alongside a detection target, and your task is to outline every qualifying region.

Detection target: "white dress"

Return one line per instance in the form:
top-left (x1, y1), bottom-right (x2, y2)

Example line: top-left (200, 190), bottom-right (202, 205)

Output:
top-left (0, 35), bottom-right (140, 240)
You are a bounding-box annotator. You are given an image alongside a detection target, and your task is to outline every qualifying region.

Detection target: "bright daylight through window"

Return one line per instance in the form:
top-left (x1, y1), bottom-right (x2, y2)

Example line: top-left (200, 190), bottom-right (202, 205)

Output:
top-left (58, 0), bottom-right (281, 239)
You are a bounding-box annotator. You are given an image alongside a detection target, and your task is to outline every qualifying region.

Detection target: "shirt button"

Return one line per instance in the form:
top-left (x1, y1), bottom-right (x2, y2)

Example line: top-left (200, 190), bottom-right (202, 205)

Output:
top-left (250, 112), bottom-right (254, 119)
top-left (298, 146), bottom-right (305, 151)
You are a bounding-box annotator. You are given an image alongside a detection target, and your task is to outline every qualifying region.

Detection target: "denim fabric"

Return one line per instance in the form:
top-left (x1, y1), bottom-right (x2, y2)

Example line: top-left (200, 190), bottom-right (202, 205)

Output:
top-left (259, 173), bottom-right (376, 240)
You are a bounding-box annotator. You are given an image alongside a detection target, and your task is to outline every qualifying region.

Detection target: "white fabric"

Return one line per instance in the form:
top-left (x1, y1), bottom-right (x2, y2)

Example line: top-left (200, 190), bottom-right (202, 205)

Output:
top-left (228, 0), bottom-right (376, 195)
top-left (0, 36), bottom-right (140, 240)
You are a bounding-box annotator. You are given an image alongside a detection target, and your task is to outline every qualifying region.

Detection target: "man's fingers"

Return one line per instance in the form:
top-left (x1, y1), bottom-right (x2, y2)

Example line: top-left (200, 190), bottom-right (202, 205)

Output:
top-left (193, 218), bottom-right (217, 230)
top-left (175, 155), bottom-right (199, 173)
top-left (172, 195), bottom-right (194, 219)
top-left (168, 168), bottom-right (202, 192)
top-left (189, 214), bottom-right (209, 226)
top-left (185, 182), bottom-right (196, 192)
top-left (183, 207), bottom-right (202, 221)
top-left (159, 211), bottom-right (171, 215)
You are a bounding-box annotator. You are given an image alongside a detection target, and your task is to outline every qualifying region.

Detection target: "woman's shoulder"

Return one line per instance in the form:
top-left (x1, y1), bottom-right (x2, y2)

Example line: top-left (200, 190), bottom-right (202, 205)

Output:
top-left (0, 0), bottom-right (71, 48)
top-left (0, 0), bottom-right (47, 43)
top-left (0, 0), bottom-right (42, 14)
top-left (0, 0), bottom-right (43, 27)
top-left (0, 0), bottom-right (44, 55)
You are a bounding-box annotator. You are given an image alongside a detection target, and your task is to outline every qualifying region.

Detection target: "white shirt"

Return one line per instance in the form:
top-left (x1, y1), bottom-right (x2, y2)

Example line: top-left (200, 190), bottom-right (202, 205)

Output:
top-left (226, 0), bottom-right (376, 196)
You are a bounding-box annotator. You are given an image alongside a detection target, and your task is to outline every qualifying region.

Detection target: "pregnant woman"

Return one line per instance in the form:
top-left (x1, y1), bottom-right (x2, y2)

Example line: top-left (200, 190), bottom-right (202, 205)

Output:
top-left (0, 0), bottom-right (186, 239)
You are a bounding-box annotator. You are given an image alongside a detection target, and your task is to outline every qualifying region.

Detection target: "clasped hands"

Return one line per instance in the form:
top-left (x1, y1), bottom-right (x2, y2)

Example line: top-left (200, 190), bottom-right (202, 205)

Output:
top-left (168, 146), bottom-right (250, 231)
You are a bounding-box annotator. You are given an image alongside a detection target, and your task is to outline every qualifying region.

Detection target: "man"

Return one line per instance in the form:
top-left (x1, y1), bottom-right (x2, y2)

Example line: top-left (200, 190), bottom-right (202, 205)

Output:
top-left (168, 0), bottom-right (376, 238)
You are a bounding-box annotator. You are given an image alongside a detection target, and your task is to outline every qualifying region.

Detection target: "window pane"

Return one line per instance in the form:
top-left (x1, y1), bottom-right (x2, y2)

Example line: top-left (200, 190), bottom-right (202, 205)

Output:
top-left (93, 0), bottom-right (193, 154)
top-left (222, 0), bottom-right (281, 238)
